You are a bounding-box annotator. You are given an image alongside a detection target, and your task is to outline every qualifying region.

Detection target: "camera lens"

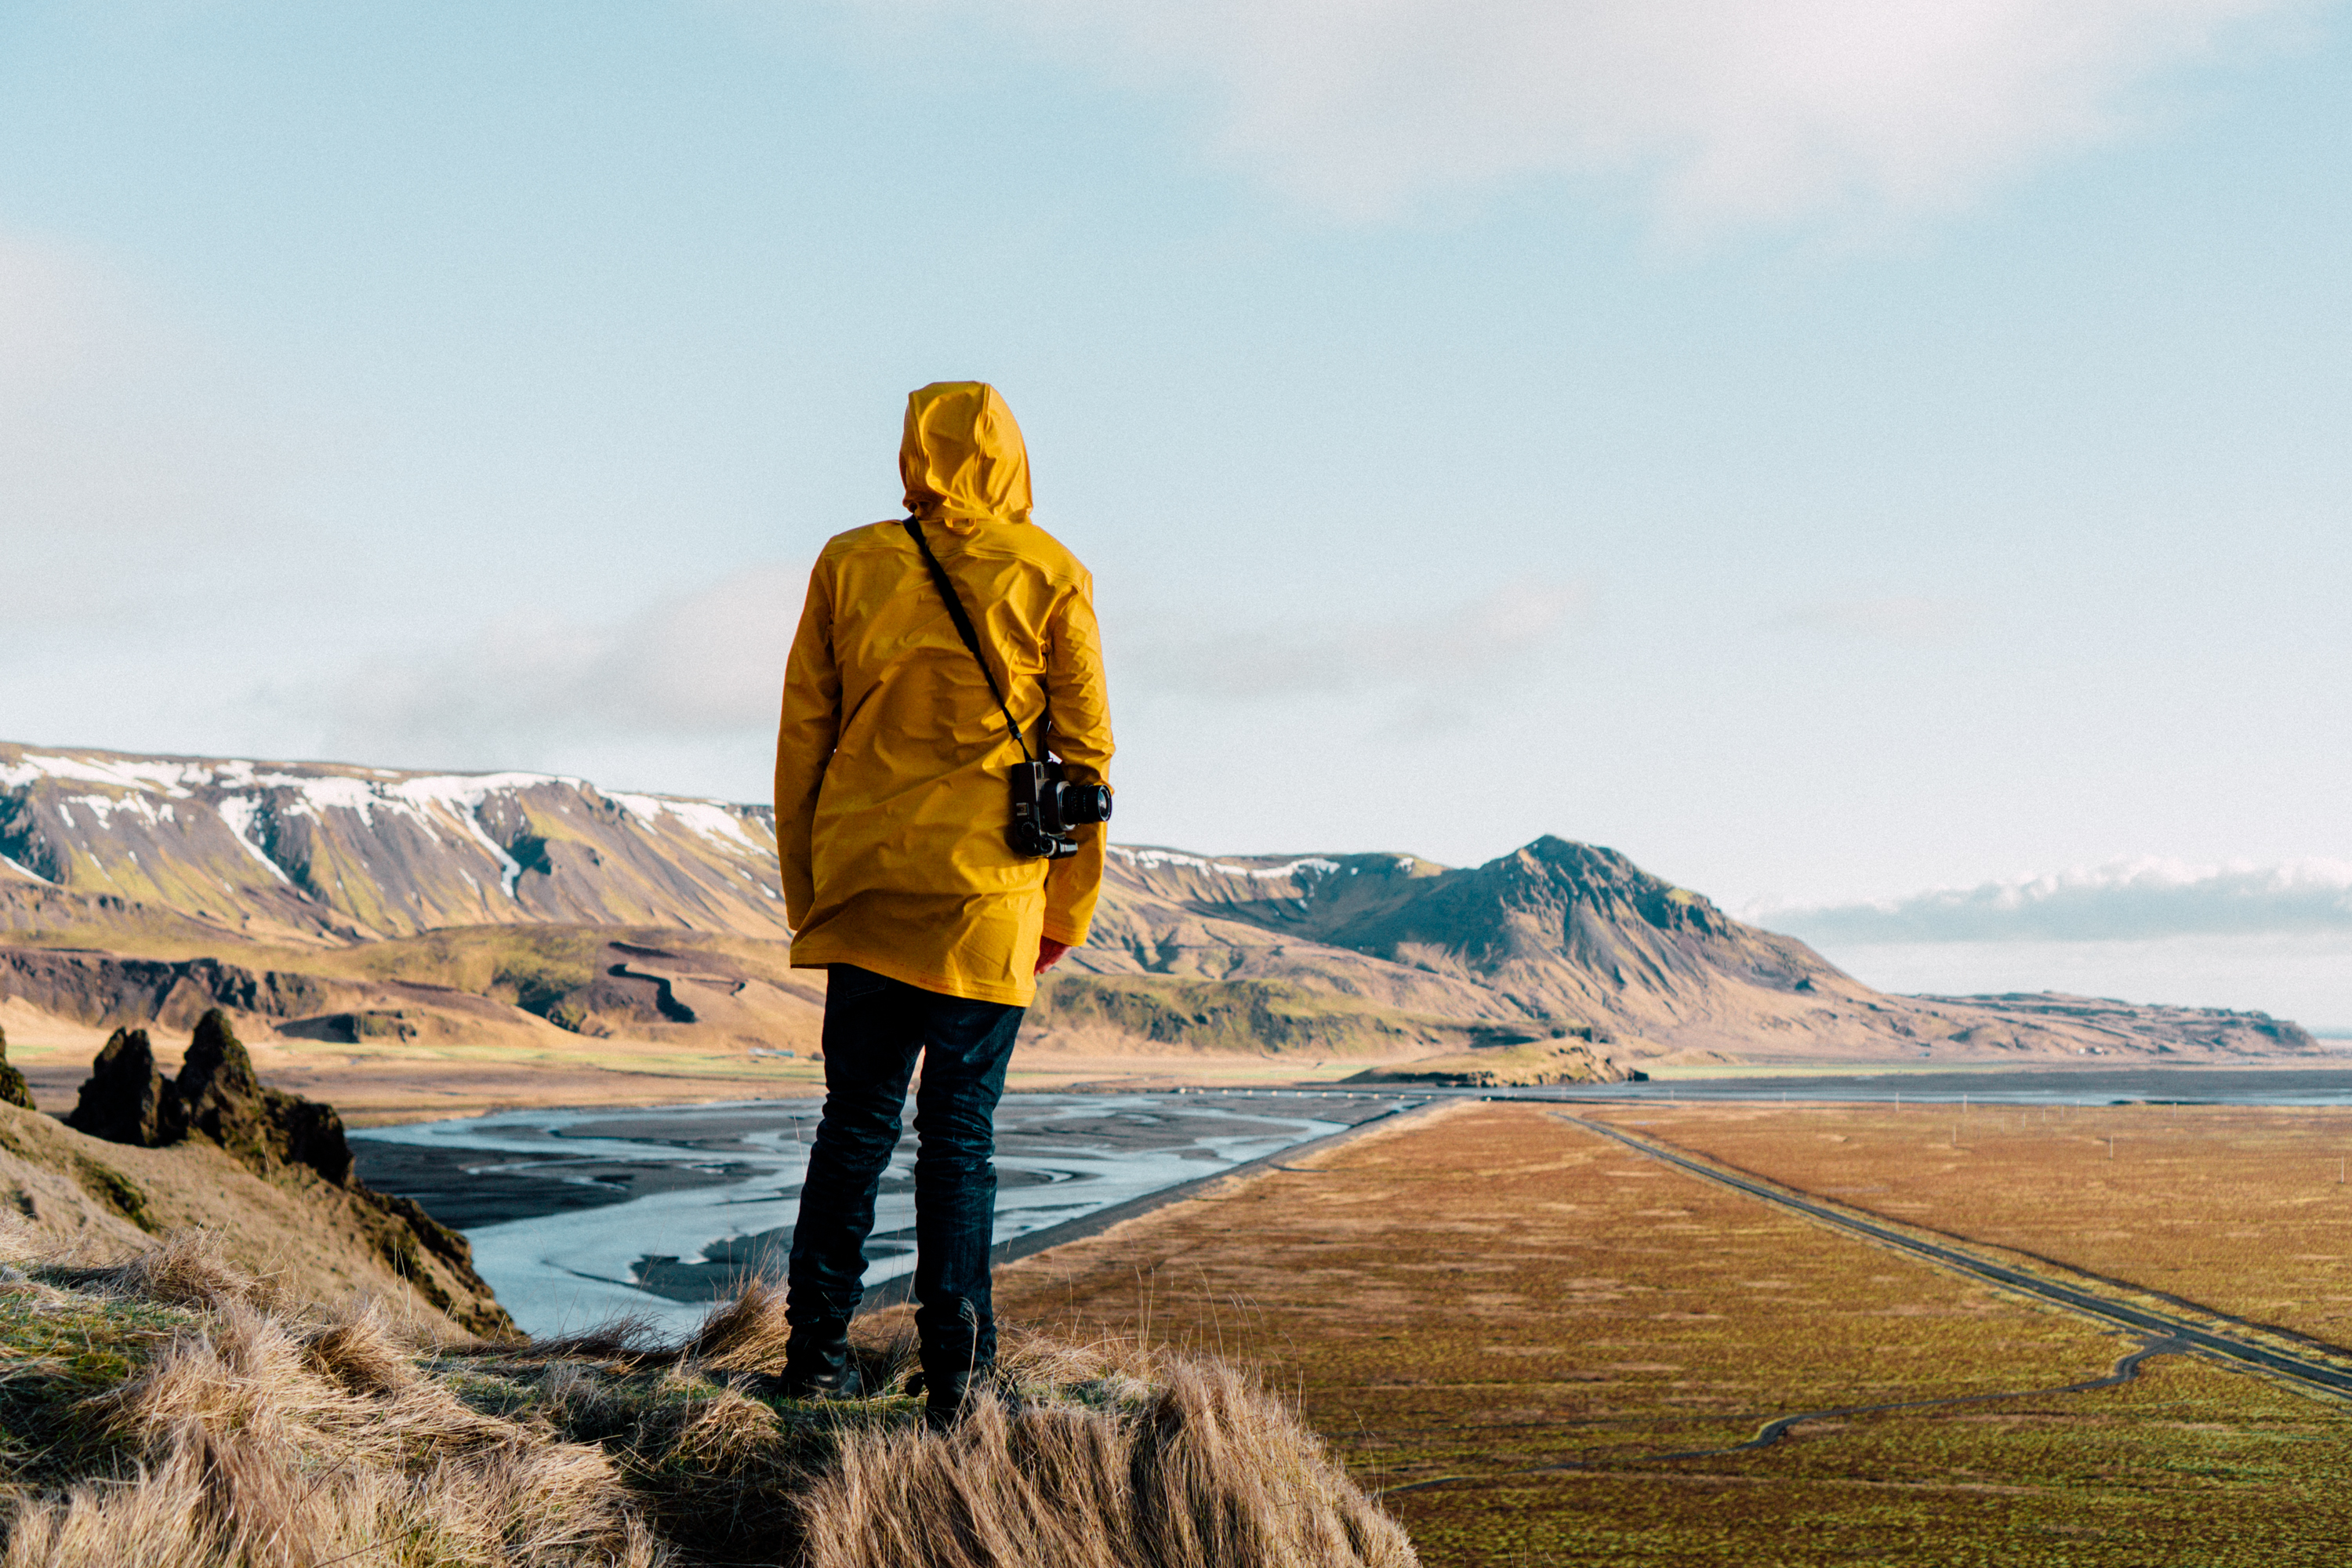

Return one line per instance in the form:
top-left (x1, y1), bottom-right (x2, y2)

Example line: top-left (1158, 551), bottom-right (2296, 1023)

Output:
top-left (1055, 782), bottom-right (1113, 826)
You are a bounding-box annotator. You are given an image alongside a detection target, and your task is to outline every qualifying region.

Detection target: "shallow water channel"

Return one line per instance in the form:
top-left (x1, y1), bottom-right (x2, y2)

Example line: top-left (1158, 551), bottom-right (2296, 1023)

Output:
top-left (350, 1091), bottom-right (1415, 1337)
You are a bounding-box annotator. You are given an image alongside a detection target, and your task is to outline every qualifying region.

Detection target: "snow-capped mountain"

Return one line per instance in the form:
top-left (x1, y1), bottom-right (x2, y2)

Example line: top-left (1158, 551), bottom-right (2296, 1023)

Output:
top-left (0, 741), bottom-right (2325, 1070)
top-left (0, 743), bottom-right (782, 942)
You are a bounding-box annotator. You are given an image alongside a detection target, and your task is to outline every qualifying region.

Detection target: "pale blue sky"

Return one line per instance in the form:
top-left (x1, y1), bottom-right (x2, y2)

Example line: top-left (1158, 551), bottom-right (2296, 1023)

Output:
top-left (4, 2), bottom-right (2350, 1020)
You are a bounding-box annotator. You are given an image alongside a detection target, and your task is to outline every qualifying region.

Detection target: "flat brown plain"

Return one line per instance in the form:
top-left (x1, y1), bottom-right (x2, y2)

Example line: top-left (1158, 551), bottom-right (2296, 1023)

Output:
top-left (987, 1102), bottom-right (2352, 1566)
top-left (1600, 1102), bottom-right (2352, 1348)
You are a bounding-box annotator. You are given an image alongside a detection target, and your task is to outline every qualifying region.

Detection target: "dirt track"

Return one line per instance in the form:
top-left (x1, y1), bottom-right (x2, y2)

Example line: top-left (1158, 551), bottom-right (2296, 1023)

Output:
top-left (1560, 1113), bottom-right (2352, 1406)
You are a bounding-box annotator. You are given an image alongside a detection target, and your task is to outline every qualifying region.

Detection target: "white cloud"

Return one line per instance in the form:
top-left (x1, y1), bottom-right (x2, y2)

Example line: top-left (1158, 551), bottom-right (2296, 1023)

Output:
top-left (333, 564), bottom-right (1584, 738)
top-left (1120, 578), bottom-right (1588, 699)
top-left (315, 563), bottom-right (804, 766)
top-left (295, 567), bottom-right (1582, 791)
top-left (1762, 857), bottom-right (2352, 943)
top-left (865, 0), bottom-right (2312, 223)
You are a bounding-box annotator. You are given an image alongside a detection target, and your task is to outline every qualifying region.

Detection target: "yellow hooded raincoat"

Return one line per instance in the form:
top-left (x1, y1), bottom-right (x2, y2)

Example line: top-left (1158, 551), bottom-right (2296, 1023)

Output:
top-left (773, 383), bottom-right (1113, 1007)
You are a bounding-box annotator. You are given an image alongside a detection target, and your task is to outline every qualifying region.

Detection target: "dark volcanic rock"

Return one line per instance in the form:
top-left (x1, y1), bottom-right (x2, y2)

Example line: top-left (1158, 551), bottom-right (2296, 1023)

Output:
top-left (165, 1007), bottom-right (263, 1147)
top-left (68, 1010), bottom-right (354, 1185)
top-left (167, 1006), bottom-right (264, 1137)
top-left (67, 1027), bottom-right (168, 1144)
top-left (267, 1096), bottom-right (358, 1186)
top-left (171, 1010), bottom-right (357, 1185)
top-left (0, 947), bottom-right (355, 1032)
top-left (0, 1024), bottom-right (32, 1110)
top-left (56, 1007), bottom-right (499, 1330)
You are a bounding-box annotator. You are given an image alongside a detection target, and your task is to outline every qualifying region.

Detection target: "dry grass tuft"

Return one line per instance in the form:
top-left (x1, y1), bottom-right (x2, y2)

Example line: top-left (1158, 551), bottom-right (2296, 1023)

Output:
top-left (636, 1379), bottom-right (783, 1476)
top-left (301, 1297), bottom-right (428, 1397)
top-left (2, 1232), bottom-right (1416, 1567)
top-left (678, 1277), bottom-right (794, 1373)
top-left (81, 1229), bottom-right (285, 1314)
top-left (800, 1353), bottom-right (1416, 1568)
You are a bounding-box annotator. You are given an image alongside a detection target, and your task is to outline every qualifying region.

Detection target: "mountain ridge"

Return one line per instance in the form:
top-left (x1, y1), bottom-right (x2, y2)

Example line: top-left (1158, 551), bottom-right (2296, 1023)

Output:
top-left (0, 741), bottom-right (781, 942)
top-left (0, 740), bottom-right (2325, 1081)
top-left (1069, 837), bottom-right (2318, 1065)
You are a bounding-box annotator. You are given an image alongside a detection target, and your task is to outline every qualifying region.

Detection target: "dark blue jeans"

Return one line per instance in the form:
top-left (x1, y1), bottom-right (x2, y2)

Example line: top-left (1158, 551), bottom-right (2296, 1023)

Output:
top-left (786, 964), bottom-right (1024, 1378)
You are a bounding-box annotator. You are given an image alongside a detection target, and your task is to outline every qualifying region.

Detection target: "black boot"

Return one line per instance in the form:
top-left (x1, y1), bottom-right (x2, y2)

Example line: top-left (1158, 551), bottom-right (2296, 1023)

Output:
top-left (777, 1321), bottom-right (862, 1400)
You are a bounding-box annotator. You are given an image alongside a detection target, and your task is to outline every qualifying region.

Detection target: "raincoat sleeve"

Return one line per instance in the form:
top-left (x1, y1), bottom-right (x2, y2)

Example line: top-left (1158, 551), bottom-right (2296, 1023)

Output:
top-left (773, 561), bottom-right (841, 929)
top-left (1041, 574), bottom-right (1114, 946)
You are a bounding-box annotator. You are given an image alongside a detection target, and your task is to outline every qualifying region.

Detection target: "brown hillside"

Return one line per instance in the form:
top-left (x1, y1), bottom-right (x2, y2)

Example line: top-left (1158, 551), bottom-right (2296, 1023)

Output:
top-left (0, 1004), bottom-right (507, 1333)
top-left (0, 1092), bottom-right (508, 1335)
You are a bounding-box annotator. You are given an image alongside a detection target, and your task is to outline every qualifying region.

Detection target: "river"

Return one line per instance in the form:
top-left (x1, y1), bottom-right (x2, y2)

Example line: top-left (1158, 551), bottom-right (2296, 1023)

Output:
top-left (350, 1090), bottom-right (1416, 1336)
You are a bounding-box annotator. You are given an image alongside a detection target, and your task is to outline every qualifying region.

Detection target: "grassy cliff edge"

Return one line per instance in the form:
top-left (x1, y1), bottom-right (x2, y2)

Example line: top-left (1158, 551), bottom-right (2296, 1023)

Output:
top-left (0, 1226), bottom-right (1415, 1567)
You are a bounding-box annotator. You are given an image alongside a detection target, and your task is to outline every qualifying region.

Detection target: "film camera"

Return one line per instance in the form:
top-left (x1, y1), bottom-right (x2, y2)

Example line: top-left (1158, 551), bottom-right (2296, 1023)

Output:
top-left (1009, 758), bottom-right (1112, 860)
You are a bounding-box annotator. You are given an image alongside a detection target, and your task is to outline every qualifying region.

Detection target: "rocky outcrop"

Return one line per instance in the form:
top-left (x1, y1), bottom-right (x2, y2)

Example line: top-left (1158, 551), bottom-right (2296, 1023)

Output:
top-left (66, 1027), bottom-right (169, 1144)
top-left (1, 946), bottom-right (361, 1032)
top-left (56, 1007), bottom-right (504, 1332)
top-left (0, 1024), bottom-right (31, 1110)
top-left (171, 1010), bottom-right (357, 1185)
top-left (69, 1011), bottom-right (353, 1185)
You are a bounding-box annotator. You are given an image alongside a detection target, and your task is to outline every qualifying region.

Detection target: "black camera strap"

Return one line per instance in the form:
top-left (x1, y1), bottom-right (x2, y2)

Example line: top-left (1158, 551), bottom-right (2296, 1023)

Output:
top-left (902, 517), bottom-right (1040, 767)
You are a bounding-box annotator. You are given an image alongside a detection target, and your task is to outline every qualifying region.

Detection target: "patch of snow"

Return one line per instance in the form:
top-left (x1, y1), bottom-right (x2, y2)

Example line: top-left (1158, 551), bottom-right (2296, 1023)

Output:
top-left (1109, 846), bottom-right (1341, 881)
top-left (0, 852), bottom-right (53, 885)
top-left (227, 775), bottom-right (575, 894)
top-left (0, 752), bottom-right (209, 797)
top-left (273, 775), bottom-right (389, 818)
top-left (453, 811), bottom-right (524, 899)
top-left (385, 771), bottom-right (578, 811)
top-left (67, 792), bottom-right (167, 829)
top-left (213, 797), bottom-right (294, 886)
top-left (607, 793), bottom-right (761, 851)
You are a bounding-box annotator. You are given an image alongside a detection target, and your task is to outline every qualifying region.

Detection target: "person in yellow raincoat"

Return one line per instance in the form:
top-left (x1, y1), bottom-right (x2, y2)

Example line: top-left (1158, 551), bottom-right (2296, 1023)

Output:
top-left (771, 383), bottom-right (1112, 1421)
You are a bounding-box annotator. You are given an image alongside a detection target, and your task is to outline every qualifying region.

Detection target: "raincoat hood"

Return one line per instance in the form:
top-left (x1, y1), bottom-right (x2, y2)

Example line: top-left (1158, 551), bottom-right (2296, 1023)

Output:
top-left (900, 381), bottom-right (1033, 528)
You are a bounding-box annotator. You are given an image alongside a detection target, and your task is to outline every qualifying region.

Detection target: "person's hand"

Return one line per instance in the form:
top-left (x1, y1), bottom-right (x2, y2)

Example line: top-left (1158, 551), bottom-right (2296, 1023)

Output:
top-left (1035, 938), bottom-right (1072, 975)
